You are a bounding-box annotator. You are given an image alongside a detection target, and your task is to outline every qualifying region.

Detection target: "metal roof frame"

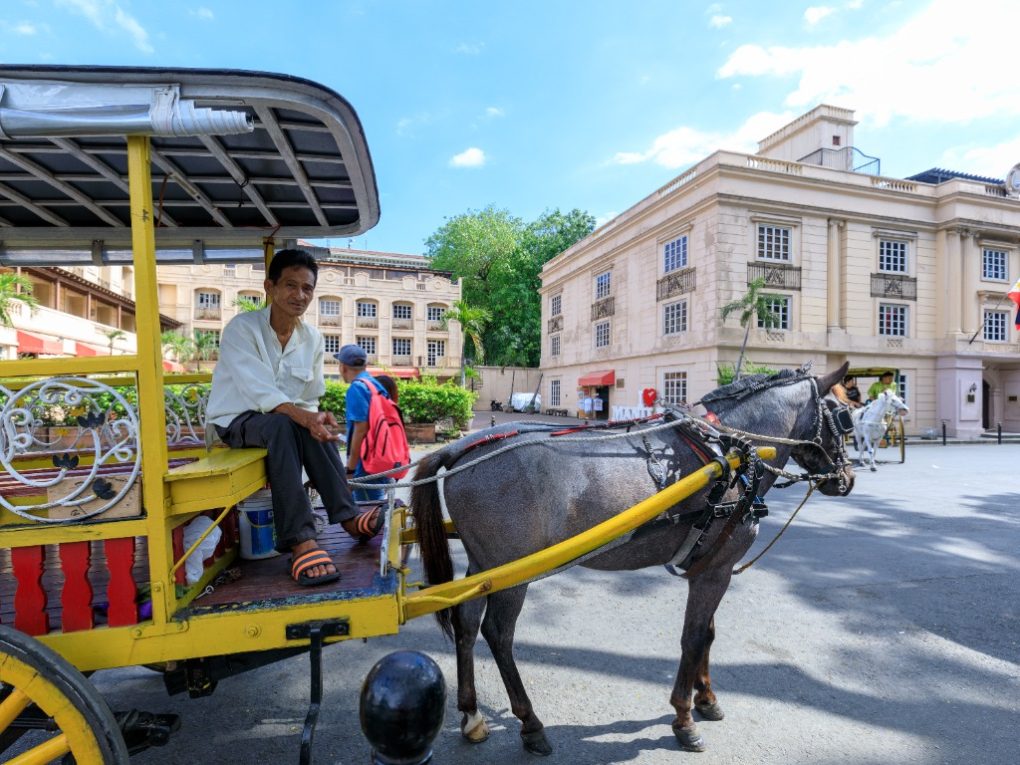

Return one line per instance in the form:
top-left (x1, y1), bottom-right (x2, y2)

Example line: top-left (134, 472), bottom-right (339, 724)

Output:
top-left (0, 65), bottom-right (379, 265)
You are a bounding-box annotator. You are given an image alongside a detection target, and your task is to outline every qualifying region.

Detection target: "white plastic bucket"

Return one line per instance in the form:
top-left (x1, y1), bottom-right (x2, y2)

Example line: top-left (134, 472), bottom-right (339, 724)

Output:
top-left (238, 492), bottom-right (279, 560)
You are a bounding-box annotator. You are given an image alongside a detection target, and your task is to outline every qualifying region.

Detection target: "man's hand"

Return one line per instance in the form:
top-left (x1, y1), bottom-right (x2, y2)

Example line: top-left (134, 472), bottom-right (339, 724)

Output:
top-left (275, 403), bottom-right (339, 443)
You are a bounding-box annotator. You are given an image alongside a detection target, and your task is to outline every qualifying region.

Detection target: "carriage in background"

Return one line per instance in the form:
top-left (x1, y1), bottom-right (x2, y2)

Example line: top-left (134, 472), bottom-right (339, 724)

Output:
top-left (846, 367), bottom-right (907, 464)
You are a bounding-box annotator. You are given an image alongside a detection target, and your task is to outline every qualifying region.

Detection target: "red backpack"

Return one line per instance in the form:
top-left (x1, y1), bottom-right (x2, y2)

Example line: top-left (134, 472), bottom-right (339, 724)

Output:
top-left (358, 379), bottom-right (411, 479)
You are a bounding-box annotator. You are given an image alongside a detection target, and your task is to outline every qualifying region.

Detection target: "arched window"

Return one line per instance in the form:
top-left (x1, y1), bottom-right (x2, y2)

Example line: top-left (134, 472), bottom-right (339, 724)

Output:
top-left (319, 296), bottom-right (342, 327)
top-left (356, 298), bottom-right (379, 328)
top-left (235, 290), bottom-right (264, 312)
top-left (392, 301), bottom-right (414, 329)
top-left (195, 288), bottom-right (221, 320)
top-left (426, 303), bottom-right (448, 329)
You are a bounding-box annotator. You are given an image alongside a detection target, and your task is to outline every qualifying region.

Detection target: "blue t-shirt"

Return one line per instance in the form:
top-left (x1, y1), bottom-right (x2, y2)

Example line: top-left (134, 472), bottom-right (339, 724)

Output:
top-left (346, 372), bottom-right (389, 457)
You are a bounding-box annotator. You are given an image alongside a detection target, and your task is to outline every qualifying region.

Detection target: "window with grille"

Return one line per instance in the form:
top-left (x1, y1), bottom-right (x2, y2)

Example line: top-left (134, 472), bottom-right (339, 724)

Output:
top-left (879, 240), bottom-right (908, 273)
top-left (663, 299), bottom-right (687, 335)
top-left (878, 304), bottom-right (908, 336)
top-left (550, 379), bottom-right (561, 406)
top-left (595, 271), bottom-right (612, 299)
top-left (896, 373), bottom-right (908, 404)
top-left (757, 225), bottom-right (791, 261)
top-left (323, 335), bottom-right (341, 355)
top-left (356, 336), bottom-right (376, 355)
top-left (663, 371), bottom-right (687, 405)
top-left (594, 321), bottom-right (610, 348)
top-left (757, 295), bottom-right (790, 329)
top-left (197, 291), bottom-right (220, 309)
top-left (427, 340), bottom-right (445, 366)
top-left (357, 301), bottom-right (377, 318)
top-left (392, 337), bottom-right (412, 356)
top-left (319, 298), bottom-right (341, 316)
top-left (983, 248), bottom-right (1008, 281)
top-left (550, 294), bottom-right (562, 316)
top-left (427, 305), bottom-right (446, 322)
top-left (223, 264), bottom-right (235, 276)
top-left (984, 310), bottom-right (1008, 341)
top-left (550, 335), bottom-right (561, 356)
top-left (393, 303), bottom-right (412, 320)
top-left (664, 236), bottom-right (688, 273)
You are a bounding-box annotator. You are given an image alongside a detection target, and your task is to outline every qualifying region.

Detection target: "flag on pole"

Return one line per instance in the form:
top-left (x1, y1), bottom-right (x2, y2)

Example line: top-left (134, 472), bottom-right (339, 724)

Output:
top-left (1009, 277), bottom-right (1020, 329)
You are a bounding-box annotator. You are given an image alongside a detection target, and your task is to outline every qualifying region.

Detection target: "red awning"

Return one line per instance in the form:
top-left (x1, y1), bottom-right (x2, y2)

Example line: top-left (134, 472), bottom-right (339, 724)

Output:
top-left (17, 330), bottom-right (64, 355)
top-left (578, 370), bottom-right (615, 387)
top-left (369, 367), bottom-right (419, 379)
top-left (163, 360), bottom-right (186, 373)
top-left (74, 342), bottom-right (102, 357)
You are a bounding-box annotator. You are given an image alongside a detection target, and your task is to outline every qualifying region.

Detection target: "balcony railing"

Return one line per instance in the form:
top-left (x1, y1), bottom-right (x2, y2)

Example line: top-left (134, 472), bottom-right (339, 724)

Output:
top-left (870, 273), bottom-right (917, 301)
top-left (392, 318), bottom-right (412, 330)
top-left (424, 356), bottom-right (450, 368)
top-left (547, 314), bottom-right (563, 333)
top-left (426, 320), bottom-right (446, 331)
top-left (591, 296), bottom-right (615, 321)
top-left (392, 354), bottom-right (412, 366)
top-left (747, 262), bottom-right (802, 291)
top-left (656, 266), bottom-right (696, 301)
top-left (356, 316), bottom-right (378, 328)
top-left (194, 308), bottom-right (221, 321)
top-left (319, 315), bottom-right (341, 327)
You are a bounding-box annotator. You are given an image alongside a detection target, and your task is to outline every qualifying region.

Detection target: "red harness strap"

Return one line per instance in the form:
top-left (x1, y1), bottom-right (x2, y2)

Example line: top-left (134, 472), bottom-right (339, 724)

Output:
top-left (463, 430), bottom-right (520, 454)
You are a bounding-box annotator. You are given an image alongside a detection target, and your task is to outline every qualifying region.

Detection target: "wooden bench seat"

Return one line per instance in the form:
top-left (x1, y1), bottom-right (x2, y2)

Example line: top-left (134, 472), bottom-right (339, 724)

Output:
top-left (164, 447), bottom-right (267, 516)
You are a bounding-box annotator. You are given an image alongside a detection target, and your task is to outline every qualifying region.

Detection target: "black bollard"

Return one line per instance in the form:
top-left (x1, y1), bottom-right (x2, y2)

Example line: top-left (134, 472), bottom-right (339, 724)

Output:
top-left (998, 422), bottom-right (1002, 444)
top-left (360, 651), bottom-right (446, 765)
top-left (942, 422), bottom-right (947, 446)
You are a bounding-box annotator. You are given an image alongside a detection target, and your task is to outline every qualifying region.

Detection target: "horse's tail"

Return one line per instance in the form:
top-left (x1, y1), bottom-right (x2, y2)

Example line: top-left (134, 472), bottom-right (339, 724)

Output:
top-left (411, 448), bottom-right (457, 640)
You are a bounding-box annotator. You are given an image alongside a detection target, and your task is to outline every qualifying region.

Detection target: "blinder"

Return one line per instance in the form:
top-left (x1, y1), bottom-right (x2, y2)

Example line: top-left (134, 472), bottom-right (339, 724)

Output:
top-left (832, 405), bottom-right (854, 435)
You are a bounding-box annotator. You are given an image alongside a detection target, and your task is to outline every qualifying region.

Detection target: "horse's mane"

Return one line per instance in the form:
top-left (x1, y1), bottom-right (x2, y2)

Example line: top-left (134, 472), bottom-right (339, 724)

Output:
top-left (700, 368), bottom-right (806, 405)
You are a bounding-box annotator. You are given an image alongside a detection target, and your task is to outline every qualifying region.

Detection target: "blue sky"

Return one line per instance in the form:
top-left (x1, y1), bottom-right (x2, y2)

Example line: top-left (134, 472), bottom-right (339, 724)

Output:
top-left (1, 0), bottom-right (1018, 254)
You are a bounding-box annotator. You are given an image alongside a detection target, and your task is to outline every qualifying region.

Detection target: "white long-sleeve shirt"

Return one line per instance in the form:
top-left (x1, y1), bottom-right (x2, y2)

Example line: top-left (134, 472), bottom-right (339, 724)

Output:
top-left (207, 307), bottom-right (325, 428)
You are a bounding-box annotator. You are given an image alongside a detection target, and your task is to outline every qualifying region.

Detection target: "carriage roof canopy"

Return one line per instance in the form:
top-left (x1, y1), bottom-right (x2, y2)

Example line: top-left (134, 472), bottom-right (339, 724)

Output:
top-left (0, 65), bottom-right (379, 265)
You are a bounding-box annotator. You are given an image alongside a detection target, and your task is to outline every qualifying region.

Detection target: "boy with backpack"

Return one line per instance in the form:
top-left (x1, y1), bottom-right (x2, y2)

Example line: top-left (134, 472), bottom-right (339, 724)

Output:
top-left (336, 344), bottom-right (411, 501)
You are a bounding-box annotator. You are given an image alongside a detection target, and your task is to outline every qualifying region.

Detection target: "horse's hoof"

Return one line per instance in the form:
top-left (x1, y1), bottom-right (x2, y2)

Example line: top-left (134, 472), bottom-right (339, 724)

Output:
top-left (461, 711), bottom-right (489, 743)
top-left (869, 465), bottom-right (877, 472)
top-left (521, 729), bottom-right (553, 756)
top-left (673, 725), bottom-right (706, 752)
top-left (695, 701), bottom-right (725, 721)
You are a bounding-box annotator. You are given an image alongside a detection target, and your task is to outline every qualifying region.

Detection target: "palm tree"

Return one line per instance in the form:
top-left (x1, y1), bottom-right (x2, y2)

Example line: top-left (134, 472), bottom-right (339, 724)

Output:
top-left (161, 330), bottom-right (195, 367)
top-left (441, 300), bottom-right (491, 386)
top-left (232, 294), bottom-right (265, 313)
top-left (192, 330), bottom-right (220, 372)
top-left (719, 277), bottom-right (782, 380)
top-left (0, 272), bottom-right (38, 327)
top-left (102, 328), bottom-right (126, 355)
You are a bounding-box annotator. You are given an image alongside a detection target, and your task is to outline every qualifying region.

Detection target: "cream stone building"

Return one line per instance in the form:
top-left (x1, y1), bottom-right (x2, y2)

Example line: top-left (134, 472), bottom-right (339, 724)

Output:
top-left (155, 246), bottom-right (462, 379)
top-left (540, 106), bottom-right (1020, 438)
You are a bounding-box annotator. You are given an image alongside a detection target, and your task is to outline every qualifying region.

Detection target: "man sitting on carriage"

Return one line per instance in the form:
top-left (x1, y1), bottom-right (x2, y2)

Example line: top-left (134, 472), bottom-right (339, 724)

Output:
top-left (866, 370), bottom-right (897, 403)
top-left (207, 248), bottom-right (384, 586)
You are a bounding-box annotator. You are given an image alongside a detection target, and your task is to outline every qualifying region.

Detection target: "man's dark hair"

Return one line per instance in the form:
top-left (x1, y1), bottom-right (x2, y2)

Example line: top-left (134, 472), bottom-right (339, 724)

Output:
top-left (268, 248), bottom-right (318, 284)
top-left (843, 375), bottom-right (856, 385)
top-left (880, 371), bottom-right (894, 379)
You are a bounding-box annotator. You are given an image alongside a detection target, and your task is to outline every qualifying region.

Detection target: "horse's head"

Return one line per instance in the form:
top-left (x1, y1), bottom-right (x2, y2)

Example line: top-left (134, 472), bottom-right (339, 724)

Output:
top-left (881, 389), bottom-right (909, 417)
top-left (789, 362), bottom-right (855, 496)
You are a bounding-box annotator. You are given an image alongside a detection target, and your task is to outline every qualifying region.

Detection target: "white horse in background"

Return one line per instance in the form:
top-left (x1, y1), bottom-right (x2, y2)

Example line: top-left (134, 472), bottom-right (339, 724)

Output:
top-left (852, 389), bottom-right (909, 471)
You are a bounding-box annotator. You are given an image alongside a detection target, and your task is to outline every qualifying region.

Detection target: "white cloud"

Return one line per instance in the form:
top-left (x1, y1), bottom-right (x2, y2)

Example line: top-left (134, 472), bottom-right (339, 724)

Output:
top-left (847, 0), bottom-right (864, 8)
top-left (189, 7), bottom-right (214, 20)
top-left (804, 6), bottom-right (835, 25)
top-left (455, 42), bottom-right (484, 55)
top-left (709, 14), bottom-right (732, 28)
top-left (57, 0), bottom-right (153, 53)
top-left (450, 147), bottom-right (486, 168)
top-left (396, 112), bottom-right (435, 137)
top-left (939, 137), bottom-right (1020, 179)
top-left (484, 106), bottom-right (504, 118)
top-left (612, 110), bottom-right (794, 169)
top-left (13, 21), bottom-right (38, 35)
top-left (594, 211), bottom-right (618, 228)
top-left (705, 3), bottom-right (723, 12)
top-left (716, 0), bottom-right (1020, 127)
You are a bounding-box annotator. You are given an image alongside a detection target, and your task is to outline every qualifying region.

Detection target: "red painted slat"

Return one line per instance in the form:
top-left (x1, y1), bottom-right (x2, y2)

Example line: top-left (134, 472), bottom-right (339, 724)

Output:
top-left (59, 541), bottom-right (94, 632)
top-left (104, 537), bottom-right (138, 626)
top-left (12, 545), bottom-right (48, 635)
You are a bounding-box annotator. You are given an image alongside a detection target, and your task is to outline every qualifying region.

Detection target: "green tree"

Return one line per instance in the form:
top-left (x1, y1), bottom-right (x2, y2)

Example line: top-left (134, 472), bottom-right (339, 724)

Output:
top-left (0, 272), bottom-right (38, 327)
top-left (232, 294), bottom-right (265, 312)
top-left (425, 207), bottom-right (594, 367)
top-left (102, 328), bottom-right (126, 355)
top-left (192, 330), bottom-right (220, 371)
top-left (441, 300), bottom-right (491, 385)
top-left (719, 277), bottom-right (782, 380)
top-left (161, 330), bottom-right (195, 367)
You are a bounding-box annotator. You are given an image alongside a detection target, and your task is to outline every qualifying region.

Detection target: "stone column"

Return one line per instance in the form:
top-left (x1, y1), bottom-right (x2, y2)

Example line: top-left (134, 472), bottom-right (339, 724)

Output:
top-left (826, 218), bottom-right (844, 331)
top-left (945, 229), bottom-right (962, 336)
top-left (960, 229), bottom-right (979, 336)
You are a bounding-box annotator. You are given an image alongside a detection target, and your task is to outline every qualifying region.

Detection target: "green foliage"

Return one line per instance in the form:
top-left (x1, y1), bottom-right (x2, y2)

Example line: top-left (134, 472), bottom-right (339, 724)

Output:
top-left (442, 299), bottom-right (490, 366)
top-left (232, 295), bottom-right (266, 312)
top-left (398, 379), bottom-right (476, 428)
top-left (719, 277), bottom-right (783, 379)
top-left (0, 272), bottom-right (38, 327)
top-left (716, 361), bottom-right (778, 387)
top-left (425, 207), bottom-right (595, 366)
top-left (319, 380), bottom-right (347, 420)
top-left (161, 330), bottom-right (194, 364)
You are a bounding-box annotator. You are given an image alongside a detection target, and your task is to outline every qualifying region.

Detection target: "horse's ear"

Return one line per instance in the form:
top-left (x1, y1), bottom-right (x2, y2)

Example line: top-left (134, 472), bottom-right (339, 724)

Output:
top-left (817, 361), bottom-right (850, 394)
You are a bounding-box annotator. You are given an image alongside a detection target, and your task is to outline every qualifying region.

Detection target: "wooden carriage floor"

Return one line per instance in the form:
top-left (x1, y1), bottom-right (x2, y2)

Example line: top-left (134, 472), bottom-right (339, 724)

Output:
top-left (183, 522), bottom-right (393, 615)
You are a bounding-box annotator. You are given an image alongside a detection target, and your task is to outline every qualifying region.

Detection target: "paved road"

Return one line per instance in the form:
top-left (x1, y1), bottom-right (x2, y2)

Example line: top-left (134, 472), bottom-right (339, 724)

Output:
top-left (96, 442), bottom-right (1019, 764)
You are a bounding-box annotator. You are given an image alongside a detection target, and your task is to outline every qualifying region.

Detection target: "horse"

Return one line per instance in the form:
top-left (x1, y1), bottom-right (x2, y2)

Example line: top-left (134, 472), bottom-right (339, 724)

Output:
top-left (851, 389), bottom-right (909, 471)
top-left (411, 362), bottom-right (855, 755)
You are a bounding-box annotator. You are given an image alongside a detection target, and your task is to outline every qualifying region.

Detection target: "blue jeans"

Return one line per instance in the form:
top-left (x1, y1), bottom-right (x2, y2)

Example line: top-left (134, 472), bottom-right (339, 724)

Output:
top-left (352, 464), bottom-right (391, 502)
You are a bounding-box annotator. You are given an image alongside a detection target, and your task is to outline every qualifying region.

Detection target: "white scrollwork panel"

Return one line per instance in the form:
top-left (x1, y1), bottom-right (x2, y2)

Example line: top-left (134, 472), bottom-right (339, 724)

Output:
top-left (164, 384), bottom-right (209, 445)
top-left (0, 378), bottom-right (140, 523)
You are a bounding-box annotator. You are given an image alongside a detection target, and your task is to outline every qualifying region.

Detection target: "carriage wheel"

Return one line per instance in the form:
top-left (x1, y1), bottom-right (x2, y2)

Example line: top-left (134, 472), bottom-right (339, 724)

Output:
top-left (0, 625), bottom-right (129, 764)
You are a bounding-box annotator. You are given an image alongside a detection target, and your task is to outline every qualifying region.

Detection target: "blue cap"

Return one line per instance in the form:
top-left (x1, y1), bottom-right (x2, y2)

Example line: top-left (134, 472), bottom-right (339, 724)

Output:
top-left (335, 344), bottom-right (367, 366)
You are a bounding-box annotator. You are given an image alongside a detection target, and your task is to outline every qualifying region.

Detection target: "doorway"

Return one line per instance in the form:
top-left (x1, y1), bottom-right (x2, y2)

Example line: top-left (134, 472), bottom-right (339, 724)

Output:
top-left (982, 380), bottom-right (991, 430)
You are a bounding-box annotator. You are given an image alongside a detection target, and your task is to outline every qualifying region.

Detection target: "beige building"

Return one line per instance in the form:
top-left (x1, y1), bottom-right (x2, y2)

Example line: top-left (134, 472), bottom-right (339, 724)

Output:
top-left (540, 105), bottom-right (1020, 438)
top-left (155, 246), bottom-right (463, 379)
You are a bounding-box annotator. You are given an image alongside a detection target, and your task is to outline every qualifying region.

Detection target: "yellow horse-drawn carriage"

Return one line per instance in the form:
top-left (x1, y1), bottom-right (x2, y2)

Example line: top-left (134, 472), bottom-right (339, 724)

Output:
top-left (0, 65), bottom-right (765, 762)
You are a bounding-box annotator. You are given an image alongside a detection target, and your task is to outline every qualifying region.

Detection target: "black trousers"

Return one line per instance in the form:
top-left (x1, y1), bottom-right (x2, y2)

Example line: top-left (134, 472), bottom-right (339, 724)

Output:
top-left (216, 412), bottom-right (359, 552)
